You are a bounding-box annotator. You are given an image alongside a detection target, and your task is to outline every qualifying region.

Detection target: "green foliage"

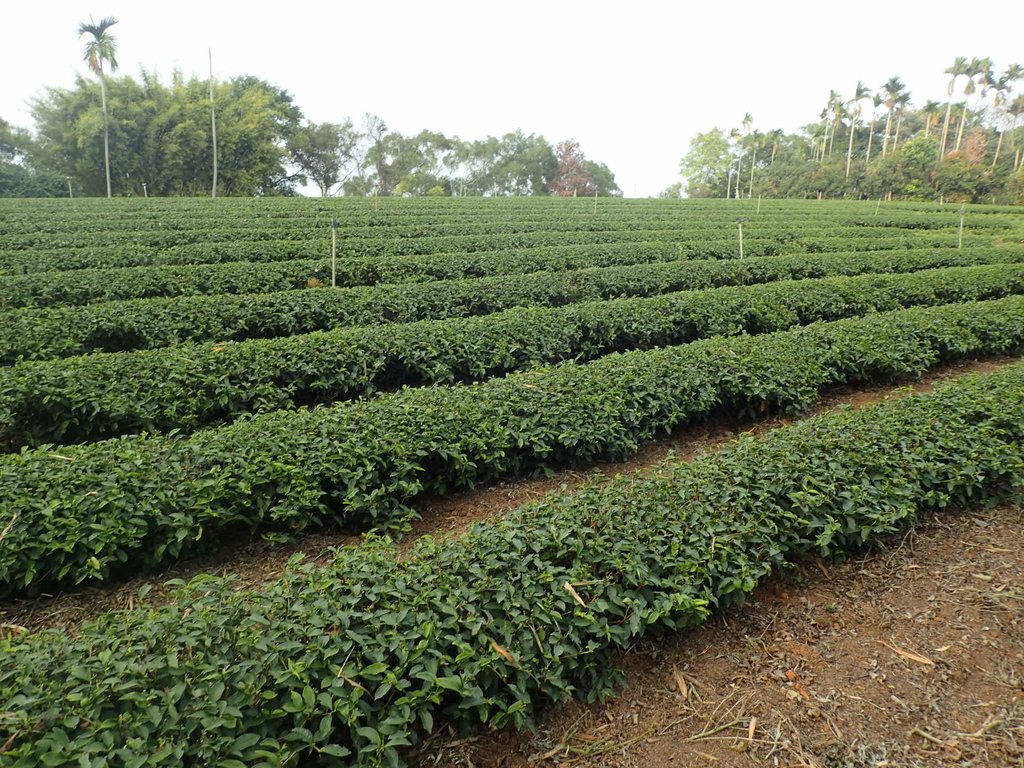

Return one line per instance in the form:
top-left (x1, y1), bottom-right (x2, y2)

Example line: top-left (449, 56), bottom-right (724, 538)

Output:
top-left (289, 119), bottom-right (359, 196)
top-left (1, 297), bottom-right (1023, 594)
top-left (4, 260), bottom-right (1024, 447)
top-left (2, 361), bottom-right (1023, 765)
top-left (0, 117), bottom-right (66, 198)
top-left (680, 128), bottom-right (731, 197)
top-left (29, 71), bottom-right (303, 196)
top-left (0, 232), bottom-right (1000, 363)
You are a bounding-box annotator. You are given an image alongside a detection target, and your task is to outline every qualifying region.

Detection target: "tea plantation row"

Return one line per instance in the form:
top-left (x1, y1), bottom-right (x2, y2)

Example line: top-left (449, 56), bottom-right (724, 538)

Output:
top-left (2, 360), bottom-right (1021, 766)
top-left (1, 297), bottom-right (1022, 595)
top-left (4, 246), bottom-right (1023, 363)
top-left (3, 262), bottom-right (1024, 447)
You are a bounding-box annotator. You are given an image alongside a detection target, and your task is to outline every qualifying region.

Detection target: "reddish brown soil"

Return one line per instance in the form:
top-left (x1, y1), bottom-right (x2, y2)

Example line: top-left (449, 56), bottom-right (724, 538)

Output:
top-left (0, 356), bottom-right (1015, 637)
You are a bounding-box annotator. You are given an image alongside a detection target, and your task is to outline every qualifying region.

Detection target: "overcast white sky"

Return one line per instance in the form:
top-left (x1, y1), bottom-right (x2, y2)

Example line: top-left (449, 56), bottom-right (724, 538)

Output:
top-left (3, 1), bottom-right (1022, 196)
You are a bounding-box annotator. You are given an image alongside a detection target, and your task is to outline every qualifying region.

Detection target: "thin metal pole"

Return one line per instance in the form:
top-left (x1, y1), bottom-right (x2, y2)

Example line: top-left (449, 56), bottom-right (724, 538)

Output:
top-left (958, 206), bottom-right (966, 250)
top-left (737, 218), bottom-right (745, 259)
top-left (209, 48), bottom-right (218, 198)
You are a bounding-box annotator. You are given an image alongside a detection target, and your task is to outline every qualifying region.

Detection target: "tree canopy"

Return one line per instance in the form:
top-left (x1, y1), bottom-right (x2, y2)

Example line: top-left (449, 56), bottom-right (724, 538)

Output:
top-left (27, 71), bottom-right (303, 196)
top-left (6, 71), bottom-right (620, 198)
top-left (671, 57), bottom-right (1024, 204)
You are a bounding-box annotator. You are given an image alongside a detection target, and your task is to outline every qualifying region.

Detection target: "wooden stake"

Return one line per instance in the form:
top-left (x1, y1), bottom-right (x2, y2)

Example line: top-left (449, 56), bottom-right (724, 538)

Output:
top-left (330, 218), bottom-right (338, 287)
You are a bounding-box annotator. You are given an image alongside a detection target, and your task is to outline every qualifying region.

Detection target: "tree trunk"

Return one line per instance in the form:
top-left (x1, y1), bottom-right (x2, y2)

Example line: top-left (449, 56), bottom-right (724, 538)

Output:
top-left (748, 148), bottom-right (756, 197)
top-left (893, 112), bottom-right (904, 152)
top-left (992, 130), bottom-right (1004, 167)
top-left (955, 103), bottom-right (969, 151)
top-left (865, 116), bottom-right (876, 164)
top-left (845, 117), bottom-right (857, 179)
top-left (882, 109), bottom-right (894, 156)
top-left (939, 81), bottom-right (956, 159)
top-left (100, 73), bottom-right (112, 198)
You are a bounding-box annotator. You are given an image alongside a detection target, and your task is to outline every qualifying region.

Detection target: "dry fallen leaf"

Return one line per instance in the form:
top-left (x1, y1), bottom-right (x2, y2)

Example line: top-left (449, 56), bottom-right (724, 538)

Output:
top-left (876, 640), bottom-right (934, 665)
top-left (672, 667), bottom-right (689, 699)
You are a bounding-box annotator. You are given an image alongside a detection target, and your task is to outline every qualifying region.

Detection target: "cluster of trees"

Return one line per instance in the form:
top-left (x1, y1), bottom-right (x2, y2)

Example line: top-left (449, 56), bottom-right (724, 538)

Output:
top-left (2, 81), bottom-right (618, 198)
top-left (0, 17), bottom-right (618, 199)
top-left (290, 117), bottom-right (618, 198)
top-left (670, 57), bottom-right (1024, 203)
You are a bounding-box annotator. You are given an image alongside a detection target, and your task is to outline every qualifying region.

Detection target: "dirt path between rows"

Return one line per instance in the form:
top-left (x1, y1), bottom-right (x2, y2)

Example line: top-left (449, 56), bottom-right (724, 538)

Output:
top-left (1, 356), bottom-right (1016, 636)
top-left (413, 503), bottom-right (1024, 768)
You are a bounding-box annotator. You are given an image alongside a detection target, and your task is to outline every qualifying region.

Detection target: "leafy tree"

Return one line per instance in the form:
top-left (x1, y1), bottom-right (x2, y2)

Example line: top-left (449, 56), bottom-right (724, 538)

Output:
top-left (31, 71), bottom-right (303, 196)
top-left (77, 16), bottom-right (118, 197)
top-left (0, 118), bottom-right (65, 197)
top-left (290, 120), bottom-right (359, 196)
top-left (938, 130), bottom-right (992, 201)
top-left (680, 128), bottom-right (731, 197)
top-left (583, 159), bottom-right (620, 196)
top-left (550, 139), bottom-right (595, 196)
top-left (658, 181), bottom-right (683, 198)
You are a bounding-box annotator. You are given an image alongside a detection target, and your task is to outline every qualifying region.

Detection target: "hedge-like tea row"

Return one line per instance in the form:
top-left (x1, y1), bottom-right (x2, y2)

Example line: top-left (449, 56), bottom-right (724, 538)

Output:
top-left (5, 262), bottom-right (1024, 448)
top-left (1, 220), bottom-right (962, 271)
top-left (0, 239), bottom-right (971, 310)
top-left (2, 361), bottom-right (1022, 767)
top-left (2, 297), bottom-right (1023, 595)
top-left (3, 246), bottom-right (1023, 364)
top-left (0, 210), bottom-right (966, 270)
top-left (1, 198), bottom-right (997, 243)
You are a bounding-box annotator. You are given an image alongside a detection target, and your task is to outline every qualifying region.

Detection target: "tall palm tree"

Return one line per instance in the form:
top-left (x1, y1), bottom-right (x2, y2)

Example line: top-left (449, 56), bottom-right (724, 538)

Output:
top-left (955, 57), bottom-right (993, 151)
top-left (864, 92), bottom-right (883, 164)
top-left (1008, 95), bottom-right (1024, 170)
top-left (746, 129), bottom-right (763, 197)
top-left (989, 64), bottom-right (1022, 167)
top-left (919, 100), bottom-right (944, 138)
top-left (826, 90), bottom-right (844, 158)
top-left (846, 81), bottom-right (870, 180)
top-left (880, 77), bottom-right (905, 156)
top-left (815, 105), bottom-right (830, 162)
top-left (940, 56), bottom-right (971, 159)
top-left (768, 128), bottom-right (784, 164)
top-left (891, 90), bottom-right (912, 152)
top-left (78, 16), bottom-right (119, 198)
